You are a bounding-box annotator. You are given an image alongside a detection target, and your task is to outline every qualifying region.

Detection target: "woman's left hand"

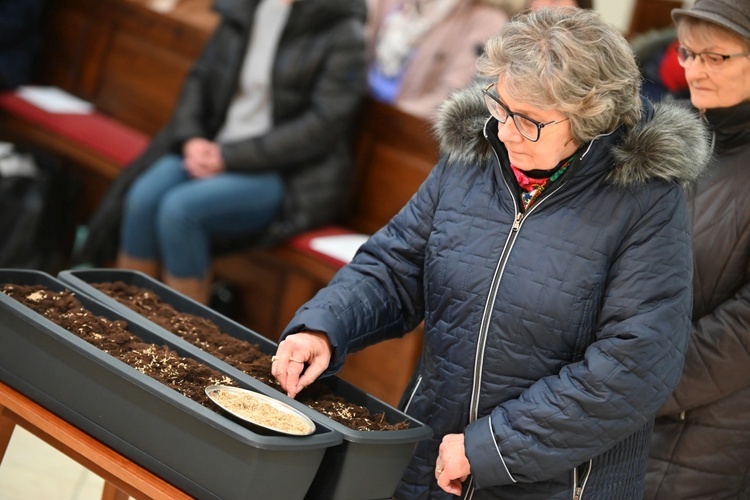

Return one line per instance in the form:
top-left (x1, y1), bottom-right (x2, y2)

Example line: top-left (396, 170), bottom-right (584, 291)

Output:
top-left (435, 433), bottom-right (470, 495)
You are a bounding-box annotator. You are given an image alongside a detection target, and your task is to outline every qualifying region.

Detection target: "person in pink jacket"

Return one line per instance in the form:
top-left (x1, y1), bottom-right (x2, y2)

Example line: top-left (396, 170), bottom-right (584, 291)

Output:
top-left (366, 0), bottom-right (508, 120)
top-left (527, 0), bottom-right (592, 9)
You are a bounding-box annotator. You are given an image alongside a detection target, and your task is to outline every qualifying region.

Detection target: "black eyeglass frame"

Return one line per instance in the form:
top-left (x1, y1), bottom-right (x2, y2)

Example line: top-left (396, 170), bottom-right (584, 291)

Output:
top-left (676, 45), bottom-right (750, 68)
top-left (481, 83), bottom-right (568, 142)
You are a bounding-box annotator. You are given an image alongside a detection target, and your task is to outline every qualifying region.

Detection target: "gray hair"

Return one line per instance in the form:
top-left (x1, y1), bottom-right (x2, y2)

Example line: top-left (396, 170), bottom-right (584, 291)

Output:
top-left (477, 8), bottom-right (642, 144)
top-left (676, 16), bottom-right (750, 51)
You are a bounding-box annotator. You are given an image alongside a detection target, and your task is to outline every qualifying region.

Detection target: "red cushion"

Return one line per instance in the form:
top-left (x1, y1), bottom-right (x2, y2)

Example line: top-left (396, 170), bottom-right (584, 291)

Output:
top-left (0, 91), bottom-right (148, 167)
top-left (286, 225), bottom-right (362, 269)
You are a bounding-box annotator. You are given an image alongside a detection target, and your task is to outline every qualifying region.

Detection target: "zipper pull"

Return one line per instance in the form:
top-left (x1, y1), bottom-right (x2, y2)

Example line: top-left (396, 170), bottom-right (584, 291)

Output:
top-left (573, 486), bottom-right (583, 500)
top-left (512, 213), bottom-right (523, 231)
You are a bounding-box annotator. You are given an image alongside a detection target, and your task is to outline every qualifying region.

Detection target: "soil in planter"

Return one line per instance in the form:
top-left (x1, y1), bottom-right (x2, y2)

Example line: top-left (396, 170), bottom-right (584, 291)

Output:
top-left (2, 282), bottom-right (408, 431)
top-left (1, 284), bottom-right (234, 409)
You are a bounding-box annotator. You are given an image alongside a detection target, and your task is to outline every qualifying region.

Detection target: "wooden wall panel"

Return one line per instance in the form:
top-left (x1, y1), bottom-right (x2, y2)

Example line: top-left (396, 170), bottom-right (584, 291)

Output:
top-left (33, 0), bottom-right (217, 135)
top-left (628, 0), bottom-right (682, 38)
top-left (34, 6), bottom-right (92, 92)
top-left (94, 31), bottom-right (195, 134)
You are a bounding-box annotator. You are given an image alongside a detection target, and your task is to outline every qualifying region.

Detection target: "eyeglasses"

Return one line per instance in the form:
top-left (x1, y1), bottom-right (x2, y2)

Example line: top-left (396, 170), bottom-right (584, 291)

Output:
top-left (676, 45), bottom-right (750, 69)
top-left (482, 83), bottom-right (568, 142)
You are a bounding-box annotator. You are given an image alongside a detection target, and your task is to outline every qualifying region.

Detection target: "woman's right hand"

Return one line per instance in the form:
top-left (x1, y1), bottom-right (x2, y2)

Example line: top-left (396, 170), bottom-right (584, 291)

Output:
top-left (183, 138), bottom-right (223, 178)
top-left (271, 332), bottom-right (332, 398)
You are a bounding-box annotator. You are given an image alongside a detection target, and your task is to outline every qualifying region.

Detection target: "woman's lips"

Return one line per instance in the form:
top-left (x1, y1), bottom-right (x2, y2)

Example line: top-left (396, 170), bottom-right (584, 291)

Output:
top-left (689, 85), bottom-right (713, 92)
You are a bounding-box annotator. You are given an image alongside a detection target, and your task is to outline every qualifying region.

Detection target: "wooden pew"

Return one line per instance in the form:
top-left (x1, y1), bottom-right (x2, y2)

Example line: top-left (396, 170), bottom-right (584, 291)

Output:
top-left (0, 0), bottom-right (218, 219)
top-left (0, 0), bottom-right (441, 407)
top-left (35, 0), bottom-right (217, 136)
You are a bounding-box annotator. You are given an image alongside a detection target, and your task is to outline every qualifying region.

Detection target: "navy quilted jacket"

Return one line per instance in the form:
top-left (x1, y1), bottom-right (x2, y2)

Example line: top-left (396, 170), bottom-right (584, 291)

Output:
top-left (282, 85), bottom-right (711, 499)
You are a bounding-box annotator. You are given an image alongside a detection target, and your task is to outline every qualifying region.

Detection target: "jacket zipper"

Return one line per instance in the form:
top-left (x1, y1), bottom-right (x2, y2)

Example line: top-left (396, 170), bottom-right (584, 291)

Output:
top-left (468, 167), bottom-right (569, 422)
top-left (572, 460), bottom-right (592, 500)
top-left (464, 132), bottom-right (575, 497)
top-left (402, 375), bottom-right (422, 413)
top-left (468, 160), bottom-right (523, 423)
top-left (463, 477), bottom-right (474, 500)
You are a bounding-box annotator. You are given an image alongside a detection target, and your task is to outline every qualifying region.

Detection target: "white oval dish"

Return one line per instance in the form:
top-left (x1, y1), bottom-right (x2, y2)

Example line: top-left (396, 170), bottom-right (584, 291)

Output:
top-left (206, 385), bottom-right (315, 436)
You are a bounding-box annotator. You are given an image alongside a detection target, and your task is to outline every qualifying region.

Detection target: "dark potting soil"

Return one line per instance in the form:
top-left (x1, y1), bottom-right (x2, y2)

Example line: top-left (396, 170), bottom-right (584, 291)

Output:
top-left (1, 283), bottom-right (407, 431)
top-left (1, 284), bottom-right (228, 408)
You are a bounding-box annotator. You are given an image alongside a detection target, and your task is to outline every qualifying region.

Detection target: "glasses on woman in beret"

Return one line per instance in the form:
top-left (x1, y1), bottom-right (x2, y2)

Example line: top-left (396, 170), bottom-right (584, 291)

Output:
top-left (676, 45), bottom-right (750, 69)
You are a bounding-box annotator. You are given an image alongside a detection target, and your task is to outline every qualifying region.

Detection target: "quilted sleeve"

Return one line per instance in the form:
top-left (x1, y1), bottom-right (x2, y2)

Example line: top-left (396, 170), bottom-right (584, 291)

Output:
top-left (280, 157), bottom-right (448, 373)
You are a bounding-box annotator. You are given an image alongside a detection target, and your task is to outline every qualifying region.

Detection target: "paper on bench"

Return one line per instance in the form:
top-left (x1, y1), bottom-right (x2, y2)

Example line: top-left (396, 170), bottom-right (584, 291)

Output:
top-left (309, 234), bottom-right (370, 264)
top-left (17, 86), bottom-right (94, 114)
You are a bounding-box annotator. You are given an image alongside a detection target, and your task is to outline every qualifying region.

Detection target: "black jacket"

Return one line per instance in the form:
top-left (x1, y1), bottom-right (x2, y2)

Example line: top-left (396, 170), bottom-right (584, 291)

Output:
top-left (0, 0), bottom-right (48, 90)
top-left (282, 84), bottom-right (710, 498)
top-left (645, 101), bottom-right (750, 499)
top-left (73, 0), bottom-right (367, 266)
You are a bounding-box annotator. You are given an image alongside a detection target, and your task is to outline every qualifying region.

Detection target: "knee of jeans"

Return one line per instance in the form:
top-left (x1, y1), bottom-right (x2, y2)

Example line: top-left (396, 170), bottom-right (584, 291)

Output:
top-left (124, 182), bottom-right (161, 217)
top-left (156, 193), bottom-right (196, 234)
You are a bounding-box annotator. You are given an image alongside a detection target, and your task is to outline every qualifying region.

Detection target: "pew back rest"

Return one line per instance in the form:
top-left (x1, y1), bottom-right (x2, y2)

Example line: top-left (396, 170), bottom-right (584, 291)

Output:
top-left (346, 99), bottom-right (439, 235)
top-left (34, 0), bottom-right (217, 136)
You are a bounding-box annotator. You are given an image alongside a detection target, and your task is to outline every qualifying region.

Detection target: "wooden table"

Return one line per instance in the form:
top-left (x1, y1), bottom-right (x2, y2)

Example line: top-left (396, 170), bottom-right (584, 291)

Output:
top-left (0, 382), bottom-right (192, 500)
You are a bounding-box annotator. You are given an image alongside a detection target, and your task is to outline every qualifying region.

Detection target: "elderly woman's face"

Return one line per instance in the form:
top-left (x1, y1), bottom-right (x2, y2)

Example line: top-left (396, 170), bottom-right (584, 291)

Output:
top-left (680, 28), bottom-right (750, 109)
top-left (492, 79), bottom-right (578, 171)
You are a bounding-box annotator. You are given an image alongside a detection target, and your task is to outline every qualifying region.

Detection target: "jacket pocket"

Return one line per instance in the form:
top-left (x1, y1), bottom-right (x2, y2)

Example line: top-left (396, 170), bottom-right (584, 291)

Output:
top-left (572, 460), bottom-right (592, 500)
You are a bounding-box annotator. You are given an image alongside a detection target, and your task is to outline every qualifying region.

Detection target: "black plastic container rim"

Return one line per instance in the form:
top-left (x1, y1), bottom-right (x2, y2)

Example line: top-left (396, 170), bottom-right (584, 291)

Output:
top-left (58, 268), bottom-right (434, 445)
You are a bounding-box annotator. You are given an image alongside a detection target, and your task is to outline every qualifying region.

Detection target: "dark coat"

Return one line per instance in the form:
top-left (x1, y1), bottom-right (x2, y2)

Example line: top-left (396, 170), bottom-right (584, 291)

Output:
top-left (0, 0), bottom-right (48, 90)
top-left (645, 101), bottom-right (750, 499)
top-left (73, 0), bottom-right (367, 266)
top-left (281, 84), bottom-right (711, 499)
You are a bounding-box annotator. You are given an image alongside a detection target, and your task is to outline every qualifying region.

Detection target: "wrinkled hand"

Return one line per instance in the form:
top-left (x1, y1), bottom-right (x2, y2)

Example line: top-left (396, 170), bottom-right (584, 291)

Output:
top-left (183, 138), bottom-right (225, 178)
top-left (435, 433), bottom-right (470, 496)
top-left (271, 332), bottom-right (332, 399)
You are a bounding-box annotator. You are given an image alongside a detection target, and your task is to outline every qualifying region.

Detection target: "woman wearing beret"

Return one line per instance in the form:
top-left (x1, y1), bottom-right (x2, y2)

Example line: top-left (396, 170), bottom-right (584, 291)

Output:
top-left (645, 0), bottom-right (750, 498)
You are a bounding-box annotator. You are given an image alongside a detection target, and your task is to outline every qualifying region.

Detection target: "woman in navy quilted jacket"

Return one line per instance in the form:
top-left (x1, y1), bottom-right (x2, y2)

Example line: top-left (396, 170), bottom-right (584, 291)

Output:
top-left (272, 8), bottom-right (710, 499)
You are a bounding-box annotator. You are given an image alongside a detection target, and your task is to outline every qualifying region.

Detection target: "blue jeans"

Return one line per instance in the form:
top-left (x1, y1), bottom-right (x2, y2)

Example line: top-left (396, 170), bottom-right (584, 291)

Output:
top-left (120, 154), bottom-right (284, 278)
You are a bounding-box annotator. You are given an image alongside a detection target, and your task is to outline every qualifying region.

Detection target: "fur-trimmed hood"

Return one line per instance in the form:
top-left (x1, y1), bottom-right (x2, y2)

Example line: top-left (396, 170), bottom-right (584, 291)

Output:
top-left (433, 82), bottom-right (711, 187)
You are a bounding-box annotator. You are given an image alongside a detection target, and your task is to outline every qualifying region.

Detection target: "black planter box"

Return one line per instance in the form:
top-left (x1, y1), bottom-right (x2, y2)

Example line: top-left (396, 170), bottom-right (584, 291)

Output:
top-left (59, 268), bottom-right (433, 500)
top-left (0, 269), bottom-right (342, 500)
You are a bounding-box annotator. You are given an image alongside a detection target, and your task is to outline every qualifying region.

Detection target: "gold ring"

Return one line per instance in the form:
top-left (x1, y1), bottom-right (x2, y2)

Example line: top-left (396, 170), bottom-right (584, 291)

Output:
top-left (271, 355), bottom-right (278, 363)
top-left (435, 465), bottom-right (443, 476)
top-left (289, 357), bottom-right (305, 364)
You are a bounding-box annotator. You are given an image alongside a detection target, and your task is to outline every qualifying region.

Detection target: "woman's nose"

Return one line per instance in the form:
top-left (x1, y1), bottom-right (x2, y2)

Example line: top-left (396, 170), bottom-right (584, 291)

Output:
top-left (683, 58), bottom-right (707, 81)
top-left (497, 118), bottom-right (523, 143)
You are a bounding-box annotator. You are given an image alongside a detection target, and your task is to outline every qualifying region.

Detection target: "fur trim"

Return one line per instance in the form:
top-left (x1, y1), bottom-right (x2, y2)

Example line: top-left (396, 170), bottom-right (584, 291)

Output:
top-left (433, 82), bottom-right (495, 166)
top-left (434, 84), bottom-right (711, 187)
top-left (608, 102), bottom-right (710, 187)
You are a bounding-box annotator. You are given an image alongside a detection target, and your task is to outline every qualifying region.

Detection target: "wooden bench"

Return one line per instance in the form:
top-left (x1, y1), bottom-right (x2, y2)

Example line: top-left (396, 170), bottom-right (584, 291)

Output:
top-left (0, 0), bottom-right (440, 406)
top-left (0, 0), bottom-right (218, 218)
top-left (0, 90), bottom-right (149, 220)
